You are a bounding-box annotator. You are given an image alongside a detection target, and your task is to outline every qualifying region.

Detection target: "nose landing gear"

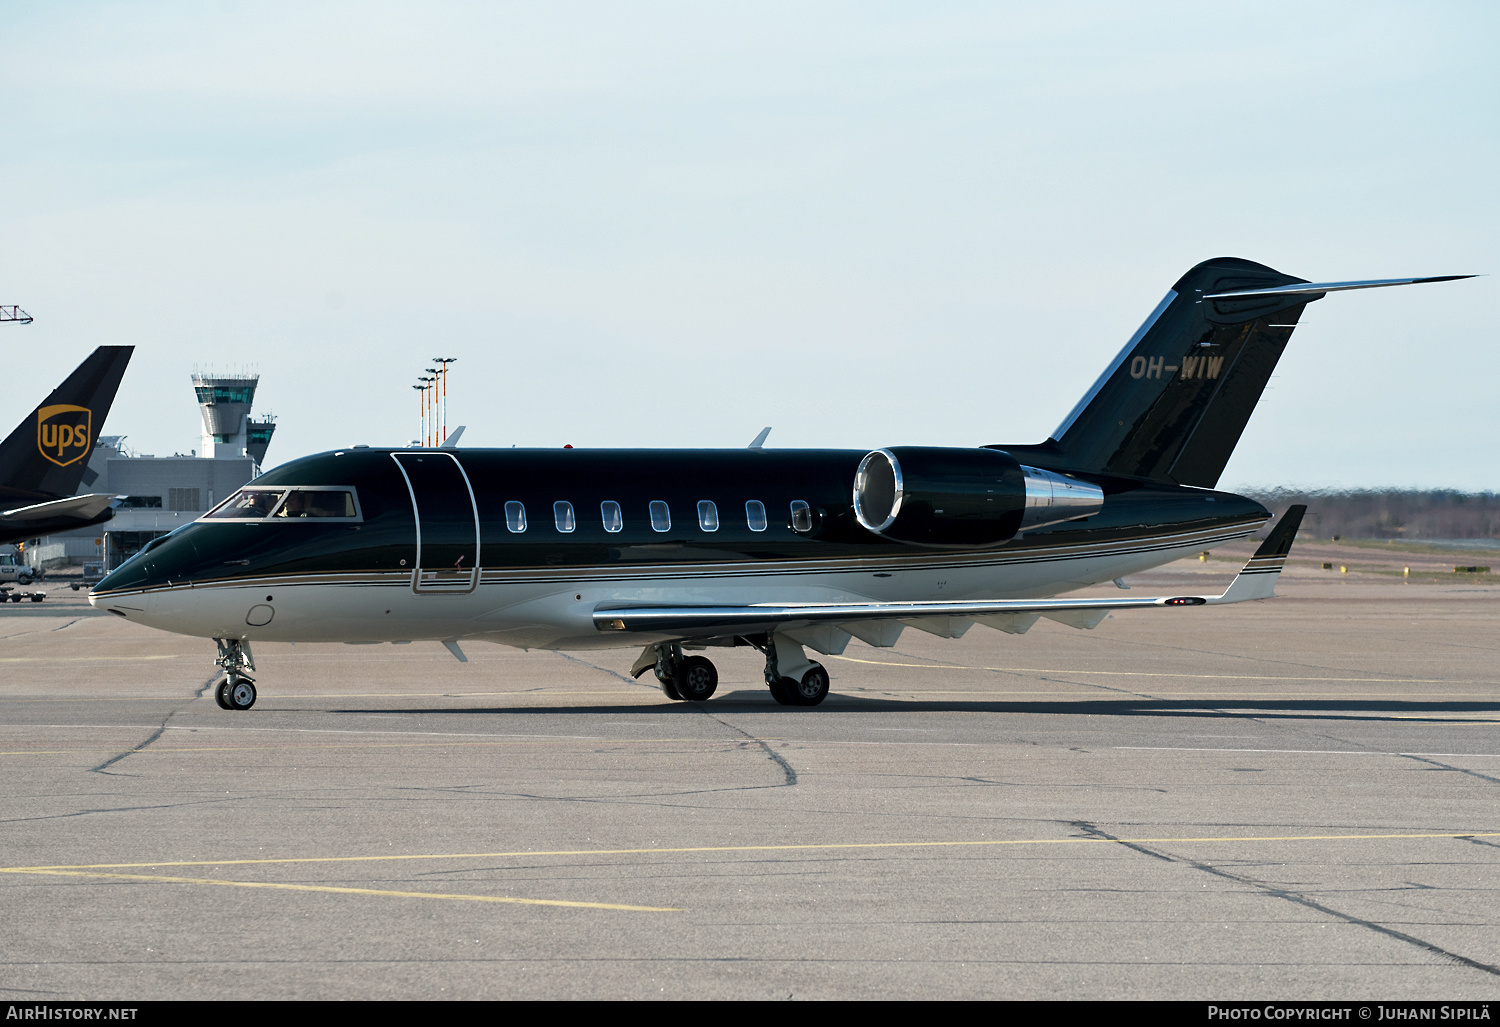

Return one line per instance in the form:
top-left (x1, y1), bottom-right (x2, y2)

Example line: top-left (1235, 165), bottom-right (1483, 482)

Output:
top-left (213, 638), bottom-right (258, 711)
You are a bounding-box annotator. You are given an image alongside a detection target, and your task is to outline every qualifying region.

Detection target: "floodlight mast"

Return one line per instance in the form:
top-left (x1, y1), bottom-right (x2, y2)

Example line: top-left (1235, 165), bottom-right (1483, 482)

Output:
top-left (433, 357), bottom-right (456, 443)
top-left (419, 376), bottom-right (437, 446)
top-left (423, 370), bottom-right (440, 447)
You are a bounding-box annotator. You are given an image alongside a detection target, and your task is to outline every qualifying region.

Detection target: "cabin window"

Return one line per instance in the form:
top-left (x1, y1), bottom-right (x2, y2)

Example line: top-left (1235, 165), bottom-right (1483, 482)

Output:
top-left (601, 501), bottom-right (622, 533)
top-left (554, 501), bottom-right (576, 533)
top-left (205, 488), bottom-right (285, 519)
top-left (745, 500), bottom-right (767, 532)
top-left (790, 500), bottom-right (813, 533)
top-left (276, 490), bottom-right (357, 518)
top-left (505, 501), bottom-right (527, 533)
top-left (649, 500), bottom-right (671, 532)
top-left (697, 500), bottom-right (719, 532)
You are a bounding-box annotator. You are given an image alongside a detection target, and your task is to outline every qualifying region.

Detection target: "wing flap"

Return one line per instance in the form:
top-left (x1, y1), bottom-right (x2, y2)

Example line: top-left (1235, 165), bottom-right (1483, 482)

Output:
top-left (594, 506), bottom-right (1308, 638)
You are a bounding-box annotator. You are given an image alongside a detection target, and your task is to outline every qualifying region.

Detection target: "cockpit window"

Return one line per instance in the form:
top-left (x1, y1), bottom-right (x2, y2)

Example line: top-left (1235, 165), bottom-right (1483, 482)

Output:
top-left (276, 490), bottom-right (358, 518)
top-left (203, 487), bottom-right (361, 521)
top-left (205, 489), bottom-right (286, 519)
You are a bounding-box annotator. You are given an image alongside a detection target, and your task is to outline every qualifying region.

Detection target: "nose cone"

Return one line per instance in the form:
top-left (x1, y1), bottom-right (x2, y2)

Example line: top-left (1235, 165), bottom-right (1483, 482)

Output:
top-left (91, 530), bottom-right (201, 602)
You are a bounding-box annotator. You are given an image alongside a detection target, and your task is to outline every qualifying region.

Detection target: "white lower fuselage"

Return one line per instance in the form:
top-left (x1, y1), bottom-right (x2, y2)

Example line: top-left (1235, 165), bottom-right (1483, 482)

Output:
top-left (94, 519), bottom-right (1257, 652)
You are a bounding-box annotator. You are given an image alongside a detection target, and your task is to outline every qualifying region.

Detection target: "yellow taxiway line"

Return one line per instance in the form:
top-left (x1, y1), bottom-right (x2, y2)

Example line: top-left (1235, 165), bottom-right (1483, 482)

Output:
top-left (5, 830), bottom-right (1497, 875)
top-left (7, 868), bottom-right (679, 912)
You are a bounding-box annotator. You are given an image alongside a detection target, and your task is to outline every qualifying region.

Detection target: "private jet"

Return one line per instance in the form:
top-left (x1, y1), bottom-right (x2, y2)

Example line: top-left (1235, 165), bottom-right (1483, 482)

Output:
top-left (90, 259), bottom-right (1470, 710)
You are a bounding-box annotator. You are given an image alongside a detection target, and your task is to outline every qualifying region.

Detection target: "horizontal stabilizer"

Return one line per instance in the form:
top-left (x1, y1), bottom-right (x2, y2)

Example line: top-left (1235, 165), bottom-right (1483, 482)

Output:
top-left (1205, 276), bottom-right (1475, 300)
top-left (1, 493), bottom-right (116, 522)
top-left (1034, 260), bottom-right (1475, 490)
top-left (593, 506), bottom-right (1308, 639)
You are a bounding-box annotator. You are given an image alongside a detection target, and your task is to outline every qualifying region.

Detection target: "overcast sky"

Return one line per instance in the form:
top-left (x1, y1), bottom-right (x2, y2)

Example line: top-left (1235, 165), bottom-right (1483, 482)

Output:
top-left (3, 1), bottom-right (1495, 490)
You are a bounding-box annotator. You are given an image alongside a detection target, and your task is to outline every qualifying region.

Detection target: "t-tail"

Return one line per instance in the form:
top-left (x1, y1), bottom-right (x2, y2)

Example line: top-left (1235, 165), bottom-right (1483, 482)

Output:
top-left (0, 346), bottom-right (133, 502)
top-left (1024, 258), bottom-right (1473, 488)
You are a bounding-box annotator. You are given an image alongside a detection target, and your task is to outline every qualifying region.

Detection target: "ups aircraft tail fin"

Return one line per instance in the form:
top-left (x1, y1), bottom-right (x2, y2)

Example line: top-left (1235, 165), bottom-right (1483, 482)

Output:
top-left (0, 346), bottom-right (133, 500)
top-left (1041, 259), bottom-right (1473, 488)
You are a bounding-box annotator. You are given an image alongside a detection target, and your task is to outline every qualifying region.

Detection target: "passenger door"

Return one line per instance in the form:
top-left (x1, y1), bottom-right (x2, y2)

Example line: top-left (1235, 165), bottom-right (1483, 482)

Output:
top-left (390, 452), bottom-right (480, 594)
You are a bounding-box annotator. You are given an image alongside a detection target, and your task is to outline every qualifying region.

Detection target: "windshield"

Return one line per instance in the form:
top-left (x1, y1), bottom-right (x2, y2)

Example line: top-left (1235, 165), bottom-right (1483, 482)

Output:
top-left (275, 490), bottom-right (357, 518)
top-left (205, 489), bottom-right (286, 519)
top-left (203, 487), bottom-right (360, 521)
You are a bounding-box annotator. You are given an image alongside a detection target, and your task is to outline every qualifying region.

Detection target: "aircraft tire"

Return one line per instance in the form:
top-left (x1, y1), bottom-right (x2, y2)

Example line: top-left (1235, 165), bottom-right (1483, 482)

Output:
top-left (215, 680), bottom-right (234, 710)
top-left (790, 664), bottom-right (830, 707)
top-left (655, 666), bottom-right (684, 701)
top-left (226, 679), bottom-right (257, 711)
top-left (768, 677), bottom-right (797, 705)
top-left (675, 656), bottom-right (718, 701)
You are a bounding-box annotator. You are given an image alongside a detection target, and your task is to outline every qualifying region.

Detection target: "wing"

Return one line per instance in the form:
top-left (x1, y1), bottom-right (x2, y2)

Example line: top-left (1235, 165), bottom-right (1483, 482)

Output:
top-left (594, 505), bottom-right (1307, 640)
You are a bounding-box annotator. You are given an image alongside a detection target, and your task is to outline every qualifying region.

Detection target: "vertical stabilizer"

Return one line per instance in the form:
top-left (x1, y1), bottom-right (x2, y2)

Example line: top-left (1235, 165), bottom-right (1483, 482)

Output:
top-left (1047, 258), bottom-right (1313, 487)
top-left (0, 347), bottom-right (134, 500)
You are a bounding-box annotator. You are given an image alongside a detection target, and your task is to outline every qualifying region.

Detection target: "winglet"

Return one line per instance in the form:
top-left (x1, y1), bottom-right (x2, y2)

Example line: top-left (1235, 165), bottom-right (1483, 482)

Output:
top-left (748, 427), bottom-right (771, 450)
top-left (439, 426), bottom-right (466, 449)
top-left (1210, 504), bottom-right (1307, 604)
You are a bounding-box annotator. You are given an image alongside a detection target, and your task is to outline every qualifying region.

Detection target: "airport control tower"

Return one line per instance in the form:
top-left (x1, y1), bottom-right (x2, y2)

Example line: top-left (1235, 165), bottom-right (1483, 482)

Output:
top-left (192, 373), bottom-right (274, 467)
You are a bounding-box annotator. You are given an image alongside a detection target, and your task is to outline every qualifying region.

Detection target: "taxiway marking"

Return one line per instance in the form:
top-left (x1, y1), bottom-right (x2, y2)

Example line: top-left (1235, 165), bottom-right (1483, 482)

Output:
top-left (0, 655), bottom-right (179, 664)
top-left (826, 654), bottom-right (1497, 685)
top-left (0, 737), bottom-right (758, 756)
top-left (5, 830), bottom-right (1497, 874)
top-left (4, 868), bottom-right (679, 912)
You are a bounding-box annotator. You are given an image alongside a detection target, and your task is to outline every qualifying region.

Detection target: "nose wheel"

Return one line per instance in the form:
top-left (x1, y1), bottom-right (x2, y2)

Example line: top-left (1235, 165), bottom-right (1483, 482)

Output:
top-left (215, 676), bottom-right (257, 711)
top-left (212, 638), bottom-right (259, 712)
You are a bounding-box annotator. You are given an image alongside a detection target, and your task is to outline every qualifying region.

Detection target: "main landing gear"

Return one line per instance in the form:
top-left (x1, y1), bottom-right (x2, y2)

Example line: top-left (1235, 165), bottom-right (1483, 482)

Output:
top-left (212, 638), bottom-right (258, 711)
top-left (755, 633), bottom-right (829, 707)
top-left (630, 634), bottom-right (830, 707)
top-left (634, 643), bottom-right (720, 702)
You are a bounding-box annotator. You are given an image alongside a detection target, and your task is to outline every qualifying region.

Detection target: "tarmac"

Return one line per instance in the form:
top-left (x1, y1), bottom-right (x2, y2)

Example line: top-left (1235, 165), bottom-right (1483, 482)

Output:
top-left (2, 539), bottom-right (1498, 1000)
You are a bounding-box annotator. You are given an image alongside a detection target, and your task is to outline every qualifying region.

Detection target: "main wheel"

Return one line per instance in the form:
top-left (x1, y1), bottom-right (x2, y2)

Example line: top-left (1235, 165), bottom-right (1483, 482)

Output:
top-left (215, 680), bottom-right (233, 710)
top-left (768, 676), bottom-right (797, 705)
top-left (675, 656), bottom-right (718, 701)
top-left (654, 664), bottom-right (683, 701)
top-left (226, 679), bottom-right (257, 711)
top-left (789, 663), bottom-right (830, 707)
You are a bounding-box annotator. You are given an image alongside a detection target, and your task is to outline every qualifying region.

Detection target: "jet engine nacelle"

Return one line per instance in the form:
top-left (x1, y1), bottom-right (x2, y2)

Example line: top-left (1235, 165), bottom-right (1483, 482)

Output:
top-left (853, 447), bottom-right (1104, 547)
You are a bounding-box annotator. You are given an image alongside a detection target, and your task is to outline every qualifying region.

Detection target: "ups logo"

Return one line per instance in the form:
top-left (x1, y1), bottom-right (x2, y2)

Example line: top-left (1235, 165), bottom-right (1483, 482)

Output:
top-left (37, 404), bottom-right (92, 467)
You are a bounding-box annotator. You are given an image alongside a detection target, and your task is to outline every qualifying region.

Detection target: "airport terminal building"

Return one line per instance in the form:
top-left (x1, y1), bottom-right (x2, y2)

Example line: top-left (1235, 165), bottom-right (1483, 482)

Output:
top-left (23, 374), bottom-right (276, 570)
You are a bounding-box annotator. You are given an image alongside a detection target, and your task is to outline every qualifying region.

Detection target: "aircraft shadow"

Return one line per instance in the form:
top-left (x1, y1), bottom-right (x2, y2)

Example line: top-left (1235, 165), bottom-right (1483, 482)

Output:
top-left (323, 689), bottom-right (1500, 724)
